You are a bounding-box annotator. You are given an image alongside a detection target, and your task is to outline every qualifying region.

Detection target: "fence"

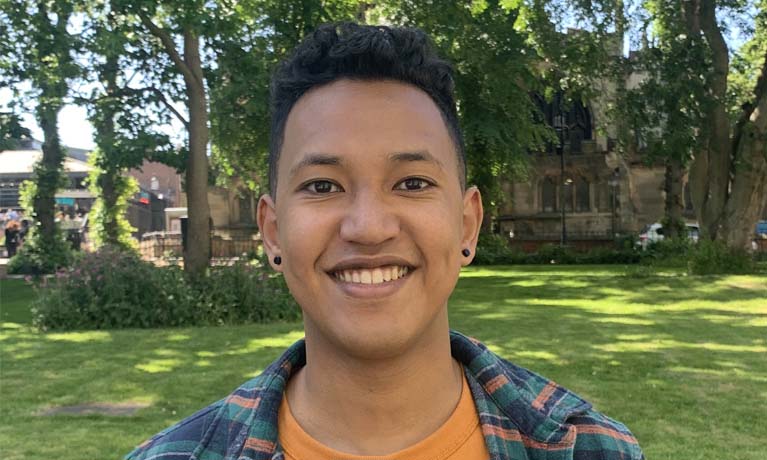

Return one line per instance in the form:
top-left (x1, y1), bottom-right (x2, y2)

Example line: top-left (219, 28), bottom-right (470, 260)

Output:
top-left (139, 232), bottom-right (262, 260)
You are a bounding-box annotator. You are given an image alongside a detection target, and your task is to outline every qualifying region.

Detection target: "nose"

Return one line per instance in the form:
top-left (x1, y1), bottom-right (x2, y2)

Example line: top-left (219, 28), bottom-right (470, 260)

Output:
top-left (339, 189), bottom-right (400, 246)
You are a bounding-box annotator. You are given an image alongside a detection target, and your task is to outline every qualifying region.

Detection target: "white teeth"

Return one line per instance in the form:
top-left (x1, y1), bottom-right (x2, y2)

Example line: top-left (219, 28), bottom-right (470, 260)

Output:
top-left (335, 265), bottom-right (410, 285)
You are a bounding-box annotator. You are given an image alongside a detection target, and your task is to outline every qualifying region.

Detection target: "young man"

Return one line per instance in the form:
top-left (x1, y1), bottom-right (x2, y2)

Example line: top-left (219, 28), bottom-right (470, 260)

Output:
top-left (127, 23), bottom-right (643, 460)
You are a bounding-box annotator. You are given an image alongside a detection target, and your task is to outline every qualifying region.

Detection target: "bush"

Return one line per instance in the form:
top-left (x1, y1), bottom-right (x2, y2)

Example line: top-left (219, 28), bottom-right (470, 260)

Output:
top-left (687, 240), bottom-right (755, 275)
top-left (31, 246), bottom-right (300, 330)
top-left (577, 246), bottom-right (642, 264)
top-left (642, 238), bottom-right (694, 268)
top-left (196, 263), bottom-right (302, 325)
top-left (473, 234), bottom-right (519, 265)
top-left (473, 234), bottom-right (642, 265)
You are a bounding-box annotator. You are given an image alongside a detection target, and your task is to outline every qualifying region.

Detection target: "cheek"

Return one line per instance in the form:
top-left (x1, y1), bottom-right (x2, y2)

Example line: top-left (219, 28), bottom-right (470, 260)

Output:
top-left (279, 205), bottom-right (336, 268)
top-left (411, 204), bottom-right (464, 268)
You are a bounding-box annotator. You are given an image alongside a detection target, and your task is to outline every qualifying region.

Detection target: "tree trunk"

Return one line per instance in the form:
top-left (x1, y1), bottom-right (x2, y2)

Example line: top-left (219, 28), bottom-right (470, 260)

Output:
top-left (97, 47), bottom-right (121, 247)
top-left (33, 97), bottom-right (64, 245)
top-left (688, 0), bottom-right (767, 250)
top-left (99, 172), bottom-right (120, 245)
top-left (182, 31), bottom-right (211, 275)
top-left (720, 55), bottom-right (767, 249)
top-left (663, 157), bottom-right (685, 239)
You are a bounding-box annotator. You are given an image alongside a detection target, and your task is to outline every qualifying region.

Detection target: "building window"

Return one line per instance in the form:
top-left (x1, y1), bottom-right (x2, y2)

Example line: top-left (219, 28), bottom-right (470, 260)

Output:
top-left (596, 180), bottom-right (613, 212)
top-left (564, 179), bottom-right (574, 212)
top-left (542, 177), bottom-right (557, 212)
top-left (238, 193), bottom-right (253, 224)
top-left (575, 176), bottom-right (590, 212)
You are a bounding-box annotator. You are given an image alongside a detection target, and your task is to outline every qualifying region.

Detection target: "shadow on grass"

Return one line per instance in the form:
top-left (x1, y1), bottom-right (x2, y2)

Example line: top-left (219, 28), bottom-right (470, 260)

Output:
top-left (1, 266), bottom-right (765, 459)
top-left (448, 270), bottom-right (767, 457)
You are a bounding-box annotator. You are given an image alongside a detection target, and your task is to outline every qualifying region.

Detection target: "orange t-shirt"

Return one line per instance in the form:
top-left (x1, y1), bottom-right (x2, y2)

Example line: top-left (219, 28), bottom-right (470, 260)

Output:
top-left (277, 374), bottom-right (490, 460)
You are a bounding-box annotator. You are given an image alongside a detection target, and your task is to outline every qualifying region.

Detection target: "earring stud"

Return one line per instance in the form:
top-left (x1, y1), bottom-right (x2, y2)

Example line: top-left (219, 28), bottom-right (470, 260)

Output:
top-left (461, 248), bottom-right (471, 257)
top-left (273, 256), bottom-right (282, 265)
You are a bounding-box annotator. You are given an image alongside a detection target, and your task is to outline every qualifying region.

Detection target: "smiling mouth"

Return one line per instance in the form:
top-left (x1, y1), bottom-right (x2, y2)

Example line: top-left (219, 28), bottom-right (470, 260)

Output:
top-left (331, 265), bottom-right (411, 285)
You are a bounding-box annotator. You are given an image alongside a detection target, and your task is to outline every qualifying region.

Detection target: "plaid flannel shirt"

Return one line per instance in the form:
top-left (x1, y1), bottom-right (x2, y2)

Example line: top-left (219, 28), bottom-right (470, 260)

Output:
top-left (127, 331), bottom-right (644, 460)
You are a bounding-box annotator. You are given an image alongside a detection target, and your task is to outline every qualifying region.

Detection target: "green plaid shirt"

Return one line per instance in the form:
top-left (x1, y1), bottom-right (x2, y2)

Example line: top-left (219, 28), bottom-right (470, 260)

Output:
top-left (127, 331), bottom-right (643, 460)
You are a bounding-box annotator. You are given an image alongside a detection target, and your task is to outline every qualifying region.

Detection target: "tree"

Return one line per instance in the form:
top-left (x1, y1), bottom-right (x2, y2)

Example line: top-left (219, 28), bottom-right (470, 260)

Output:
top-left (208, 0), bottom-right (360, 192)
top-left (500, 0), bottom-right (765, 248)
top-left (112, 0), bottom-right (216, 274)
top-left (0, 0), bottom-right (79, 270)
top-left (626, 0), bottom-right (767, 248)
top-left (376, 1), bottom-right (550, 231)
top-left (80, 1), bottom-right (176, 249)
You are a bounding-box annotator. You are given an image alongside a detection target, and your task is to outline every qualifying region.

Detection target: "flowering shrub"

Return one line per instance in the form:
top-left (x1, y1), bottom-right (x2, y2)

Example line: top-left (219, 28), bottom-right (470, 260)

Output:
top-left (31, 247), bottom-right (300, 330)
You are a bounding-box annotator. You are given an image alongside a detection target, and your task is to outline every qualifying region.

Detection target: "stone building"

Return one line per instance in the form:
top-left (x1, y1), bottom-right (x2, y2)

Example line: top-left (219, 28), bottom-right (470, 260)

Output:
top-left (495, 92), bottom-right (698, 251)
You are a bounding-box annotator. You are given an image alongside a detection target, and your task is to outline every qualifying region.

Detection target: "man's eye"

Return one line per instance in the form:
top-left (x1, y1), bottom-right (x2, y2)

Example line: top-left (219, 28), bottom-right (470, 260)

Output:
top-left (305, 180), bottom-right (342, 194)
top-left (395, 178), bottom-right (433, 191)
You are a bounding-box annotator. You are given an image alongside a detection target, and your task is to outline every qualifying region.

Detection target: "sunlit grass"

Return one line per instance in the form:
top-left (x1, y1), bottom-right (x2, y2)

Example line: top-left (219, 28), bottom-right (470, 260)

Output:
top-left (1, 267), bottom-right (766, 460)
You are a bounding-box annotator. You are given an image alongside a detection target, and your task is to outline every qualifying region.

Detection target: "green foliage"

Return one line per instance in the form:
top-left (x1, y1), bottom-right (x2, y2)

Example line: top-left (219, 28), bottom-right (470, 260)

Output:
top-left (473, 235), bottom-right (643, 265)
top-left (474, 233), bottom-right (519, 264)
top-left (642, 238), bottom-right (693, 268)
top-left (687, 240), bottom-right (755, 275)
top-left (17, 179), bottom-right (36, 212)
top-left (383, 1), bottom-right (545, 208)
top-left (31, 247), bottom-right (301, 330)
top-left (86, 149), bottom-right (139, 251)
top-left (208, 0), bottom-right (360, 190)
top-left (727, 0), bottom-right (767, 122)
top-left (0, 112), bottom-right (32, 150)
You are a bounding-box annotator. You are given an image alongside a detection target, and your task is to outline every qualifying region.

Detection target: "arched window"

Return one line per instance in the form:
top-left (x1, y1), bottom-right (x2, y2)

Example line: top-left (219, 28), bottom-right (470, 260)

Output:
top-left (542, 177), bottom-right (557, 212)
top-left (533, 92), bottom-right (593, 155)
top-left (575, 177), bottom-right (590, 212)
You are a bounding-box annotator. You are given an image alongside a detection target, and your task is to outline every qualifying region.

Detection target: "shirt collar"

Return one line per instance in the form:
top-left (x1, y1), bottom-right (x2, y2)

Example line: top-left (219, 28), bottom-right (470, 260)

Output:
top-left (221, 330), bottom-right (590, 459)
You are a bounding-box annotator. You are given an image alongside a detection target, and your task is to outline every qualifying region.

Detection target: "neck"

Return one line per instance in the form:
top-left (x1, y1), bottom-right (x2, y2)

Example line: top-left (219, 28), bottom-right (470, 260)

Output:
top-left (285, 321), bottom-right (463, 455)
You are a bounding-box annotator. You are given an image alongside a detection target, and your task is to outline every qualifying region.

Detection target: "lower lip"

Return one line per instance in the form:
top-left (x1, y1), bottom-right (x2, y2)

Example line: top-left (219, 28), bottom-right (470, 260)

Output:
top-left (328, 270), bottom-right (413, 299)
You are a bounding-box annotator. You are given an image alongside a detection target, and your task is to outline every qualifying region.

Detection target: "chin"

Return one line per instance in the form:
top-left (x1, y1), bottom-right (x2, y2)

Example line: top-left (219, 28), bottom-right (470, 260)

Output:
top-left (307, 309), bottom-right (447, 362)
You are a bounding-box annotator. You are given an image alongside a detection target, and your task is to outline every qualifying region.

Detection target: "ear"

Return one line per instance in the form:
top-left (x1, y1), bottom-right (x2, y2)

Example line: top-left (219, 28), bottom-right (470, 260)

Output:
top-left (257, 194), bottom-right (282, 272)
top-left (460, 186), bottom-right (483, 266)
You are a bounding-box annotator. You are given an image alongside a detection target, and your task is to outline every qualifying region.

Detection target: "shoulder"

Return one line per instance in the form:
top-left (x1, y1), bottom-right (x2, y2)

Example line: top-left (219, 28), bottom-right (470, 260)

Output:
top-left (567, 409), bottom-right (645, 460)
top-left (453, 332), bottom-right (643, 459)
top-left (496, 357), bottom-right (643, 459)
top-left (124, 402), bottom-right (223, 460)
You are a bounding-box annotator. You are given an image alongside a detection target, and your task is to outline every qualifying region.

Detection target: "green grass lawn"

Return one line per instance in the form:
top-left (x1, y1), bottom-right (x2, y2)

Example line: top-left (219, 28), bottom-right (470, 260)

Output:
top-left (1, 266), bottom-right (766, 459)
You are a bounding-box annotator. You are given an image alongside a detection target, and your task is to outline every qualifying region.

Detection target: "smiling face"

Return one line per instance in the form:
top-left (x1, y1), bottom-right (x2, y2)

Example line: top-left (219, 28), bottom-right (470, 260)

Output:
top-left (258, 79), bottom-right (482, 360)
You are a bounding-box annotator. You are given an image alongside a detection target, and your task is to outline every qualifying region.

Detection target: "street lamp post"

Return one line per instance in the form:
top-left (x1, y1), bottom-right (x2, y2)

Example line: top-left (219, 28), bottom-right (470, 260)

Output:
top-left (554, 113), bottom-right (567, 246)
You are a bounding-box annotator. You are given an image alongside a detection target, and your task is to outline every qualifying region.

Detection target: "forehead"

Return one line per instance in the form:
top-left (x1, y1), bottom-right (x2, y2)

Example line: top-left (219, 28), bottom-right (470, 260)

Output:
top-left (278, 79), bottom-right (457, 180)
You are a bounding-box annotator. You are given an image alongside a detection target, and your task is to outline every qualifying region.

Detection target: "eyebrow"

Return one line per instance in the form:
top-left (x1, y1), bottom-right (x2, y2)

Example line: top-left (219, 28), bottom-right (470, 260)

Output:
top-left (388, 150), bottom-right (445, 171)
top-left (289, 153), bottom-right (343, 177)
top-left (288, 150), bottom-right (445, 178)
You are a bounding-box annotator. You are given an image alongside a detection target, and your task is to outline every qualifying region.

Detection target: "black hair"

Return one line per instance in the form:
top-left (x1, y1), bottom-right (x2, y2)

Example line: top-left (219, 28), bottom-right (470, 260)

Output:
top-left (268, 22), bottom-right (465, 196)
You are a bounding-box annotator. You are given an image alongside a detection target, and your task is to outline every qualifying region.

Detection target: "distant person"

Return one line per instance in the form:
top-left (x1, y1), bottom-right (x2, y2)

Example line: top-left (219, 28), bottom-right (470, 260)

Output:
top-left (6, 208), bottom-right (19, 222)
top-left (127, 23), bottom-right (644, 460)
top-left (4, 220), bottom-right (21, 257)
top-left (19, 219), bottom-right (30, 243)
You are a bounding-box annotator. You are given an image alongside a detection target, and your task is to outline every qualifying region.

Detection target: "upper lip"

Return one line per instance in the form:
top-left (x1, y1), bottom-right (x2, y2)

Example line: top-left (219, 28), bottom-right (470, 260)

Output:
top-left (327, 256), bottom-right (415, 273)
